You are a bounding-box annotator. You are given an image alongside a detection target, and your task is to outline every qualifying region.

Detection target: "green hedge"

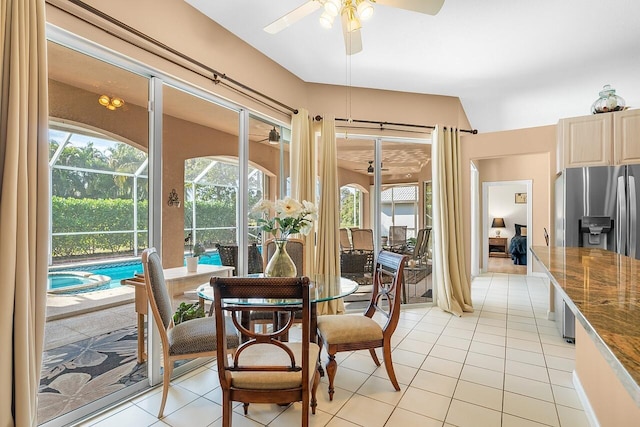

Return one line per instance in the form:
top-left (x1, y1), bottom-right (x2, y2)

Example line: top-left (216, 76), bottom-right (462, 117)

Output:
top-left (52, 197), bottom-right (260, 260)
top-left (52, 196), bottom-right (148, 259)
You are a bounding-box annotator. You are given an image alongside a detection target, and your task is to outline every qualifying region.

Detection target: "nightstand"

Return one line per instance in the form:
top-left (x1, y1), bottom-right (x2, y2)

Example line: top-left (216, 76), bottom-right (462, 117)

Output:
top-left (489, 237), bottom-right (509, 258)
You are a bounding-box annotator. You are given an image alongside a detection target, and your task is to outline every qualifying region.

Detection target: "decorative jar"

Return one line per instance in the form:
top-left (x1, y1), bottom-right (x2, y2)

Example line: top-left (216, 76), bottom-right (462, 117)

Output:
top-left (591, 84), bottom-right (625, 114)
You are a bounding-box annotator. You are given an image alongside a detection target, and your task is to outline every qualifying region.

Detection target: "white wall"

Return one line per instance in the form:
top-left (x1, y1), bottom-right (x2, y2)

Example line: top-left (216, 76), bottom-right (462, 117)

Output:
top-left (488, 184), bottom-right (527, 246)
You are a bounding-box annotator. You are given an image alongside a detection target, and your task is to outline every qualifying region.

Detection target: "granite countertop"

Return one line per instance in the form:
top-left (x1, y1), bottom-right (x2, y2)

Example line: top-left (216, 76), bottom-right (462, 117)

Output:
top-left (530, 246), bottom-right (640, 400)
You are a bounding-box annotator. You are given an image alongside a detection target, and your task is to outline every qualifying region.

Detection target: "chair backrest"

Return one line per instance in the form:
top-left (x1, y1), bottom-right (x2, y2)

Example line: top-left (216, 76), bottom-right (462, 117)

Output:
top-left (263, 238), bottom-right (305, 276)
top-left (216, 243), bottom-right (263, 276)
top-left (388, 226), bottom-right (407, 248)
top-left (339, 228), bottom-right (352, 251)
top-left (350, 228), bottom-right (374, 251)
top-left (412, 228), bottom-right (430, 261)
top-left (365, 250), bottom-right (407, 334)
top-left (210, 276), bottom-right (311, 393)
top-left (141, 248), bottom-right (173, 335)
top-left (421, 227), bottom-right (432, 259)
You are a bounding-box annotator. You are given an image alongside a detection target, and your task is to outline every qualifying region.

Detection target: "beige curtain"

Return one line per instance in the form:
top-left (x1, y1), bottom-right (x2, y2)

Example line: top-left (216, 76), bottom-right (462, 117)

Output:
top-left (432, 126), bottom-right (473, 316)
top-left (315, 116), bottom-right (344, 315)
top-left (0, 0), bottom-right (50, 426)
top-left (290, 108), bottom-right (316, 275)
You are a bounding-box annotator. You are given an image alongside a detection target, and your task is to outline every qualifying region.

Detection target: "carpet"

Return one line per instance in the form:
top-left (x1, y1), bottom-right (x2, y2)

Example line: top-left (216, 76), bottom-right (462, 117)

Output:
top-left (38, 325), bottom-right (146, 425)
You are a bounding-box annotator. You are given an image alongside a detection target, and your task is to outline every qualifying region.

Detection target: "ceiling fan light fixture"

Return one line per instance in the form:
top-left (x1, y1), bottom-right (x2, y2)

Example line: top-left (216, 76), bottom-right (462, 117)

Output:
top-left (110, 97), bottom-right (124, 108)
top-left (268, 127), bottom-right (281, 144)
top-left (98, 94), bottom-right (124, 110)
top-left (323, 0), bottom-right (341, 17)
top-left (356, 0), bottom-right (374, 20)
top-left (367, 161), bottom-right (374, 175)
top-left (343, 4), bottom-right (361, 32)
top-left (98, 94), bottom-right (110, 107)
top-left (319, 11), bottom-right (335, 29)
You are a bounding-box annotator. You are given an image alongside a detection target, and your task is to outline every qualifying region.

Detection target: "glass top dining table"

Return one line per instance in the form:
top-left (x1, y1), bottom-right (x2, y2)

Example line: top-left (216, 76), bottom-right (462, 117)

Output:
top-left (196, 275), bottom-right (359, 343)
top-left (195, 274), bottom-right (359, 305)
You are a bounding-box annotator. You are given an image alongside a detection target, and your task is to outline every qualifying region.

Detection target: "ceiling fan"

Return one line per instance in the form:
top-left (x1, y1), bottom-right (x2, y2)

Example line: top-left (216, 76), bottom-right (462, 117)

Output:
top-left (253, 127), bottom-right (281, 144)
top-left (264, 0), bottom-right (445, 55)
top-left (355, 160), bottom-right (390, 174)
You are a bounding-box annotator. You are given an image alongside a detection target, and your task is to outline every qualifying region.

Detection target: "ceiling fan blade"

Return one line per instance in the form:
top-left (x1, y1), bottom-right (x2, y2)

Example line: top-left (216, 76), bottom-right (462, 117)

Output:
top-left (264, 1), bottom-right (321, 34)
top-left (342, 25), bottom-right (363, 55)
top-left (375, 0), bottom-right (445, 15)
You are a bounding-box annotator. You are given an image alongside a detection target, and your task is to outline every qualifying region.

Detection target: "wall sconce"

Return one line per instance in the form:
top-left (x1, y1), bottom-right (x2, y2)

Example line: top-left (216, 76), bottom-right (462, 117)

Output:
top-left (98, 95), bottom-right (125, 111)
top-left (167, 188), bottom-right (180, 207)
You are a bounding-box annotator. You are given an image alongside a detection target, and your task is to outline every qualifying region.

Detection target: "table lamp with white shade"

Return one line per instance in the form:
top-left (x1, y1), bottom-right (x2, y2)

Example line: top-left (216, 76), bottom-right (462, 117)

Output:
top-left (492, 217), bottom-right (506, 237)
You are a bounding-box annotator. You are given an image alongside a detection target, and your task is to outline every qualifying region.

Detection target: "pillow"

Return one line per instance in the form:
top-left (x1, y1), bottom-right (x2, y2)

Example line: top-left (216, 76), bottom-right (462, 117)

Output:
top-left (520, 227), bottom-right (527, 237)
top-left (514, 223), bottom-right (527, 236)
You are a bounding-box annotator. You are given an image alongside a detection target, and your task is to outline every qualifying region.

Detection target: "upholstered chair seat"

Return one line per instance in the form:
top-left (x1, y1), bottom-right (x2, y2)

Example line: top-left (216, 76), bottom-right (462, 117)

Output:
top-left (229, 342), bottom-right (320, 390)
top-left (167, 316), bottom-right (239, 355)
top-left (316, 316), bottom-right (382, 344)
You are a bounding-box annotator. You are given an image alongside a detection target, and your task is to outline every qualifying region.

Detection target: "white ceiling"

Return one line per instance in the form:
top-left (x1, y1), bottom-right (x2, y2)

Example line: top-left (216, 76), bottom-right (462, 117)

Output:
top-left (185, 0), bottom-right (640, 133)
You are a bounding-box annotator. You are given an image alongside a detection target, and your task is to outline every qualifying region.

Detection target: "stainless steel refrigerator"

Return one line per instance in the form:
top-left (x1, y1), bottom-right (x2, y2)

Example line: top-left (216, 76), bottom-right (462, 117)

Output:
top-left (561, 165), bottom-right (640, 258)
top-left (555, 164), bottom-right (640, 340)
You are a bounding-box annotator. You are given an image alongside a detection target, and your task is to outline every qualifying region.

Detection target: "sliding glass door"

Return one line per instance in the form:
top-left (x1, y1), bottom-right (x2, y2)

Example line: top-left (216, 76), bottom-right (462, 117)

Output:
top-left (42, 40), bottom-right (151, 426)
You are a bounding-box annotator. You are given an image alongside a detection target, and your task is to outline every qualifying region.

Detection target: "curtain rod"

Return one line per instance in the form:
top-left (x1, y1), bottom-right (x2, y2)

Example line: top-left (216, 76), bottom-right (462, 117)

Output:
top-left (56, 0), bottom-right (298, 116)
top-left (314, 115), bottom-right (478, 134)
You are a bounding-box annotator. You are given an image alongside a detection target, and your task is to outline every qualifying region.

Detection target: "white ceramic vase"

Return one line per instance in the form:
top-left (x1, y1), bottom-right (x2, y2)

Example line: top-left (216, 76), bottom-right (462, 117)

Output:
top-left (185, 256), bottom-right (198, 273)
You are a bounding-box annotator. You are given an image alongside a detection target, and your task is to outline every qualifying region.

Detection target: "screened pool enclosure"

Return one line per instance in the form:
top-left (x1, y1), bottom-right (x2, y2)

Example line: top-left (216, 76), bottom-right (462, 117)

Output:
top-left (48, 123), bottom-right (266, 266)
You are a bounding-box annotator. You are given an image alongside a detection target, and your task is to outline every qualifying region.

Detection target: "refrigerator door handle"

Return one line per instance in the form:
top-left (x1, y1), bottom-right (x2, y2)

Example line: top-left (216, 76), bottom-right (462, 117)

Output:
top-left (618, 176), bottom-right (627, 255)
top-left (629, 175), bottom-right (637, 259)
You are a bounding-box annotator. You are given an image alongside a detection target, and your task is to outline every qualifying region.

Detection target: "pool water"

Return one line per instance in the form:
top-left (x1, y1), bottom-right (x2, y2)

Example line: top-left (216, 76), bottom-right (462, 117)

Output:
top-left (49, 252), bottom-right (222, 293)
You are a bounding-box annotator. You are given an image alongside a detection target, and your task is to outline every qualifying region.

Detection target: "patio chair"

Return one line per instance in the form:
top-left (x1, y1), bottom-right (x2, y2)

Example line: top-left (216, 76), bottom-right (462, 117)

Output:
top-left (388, 225), bottom-right (407, 252)
top-left (216, 243), bottom-right (264, 276)
top-left (317, 250), bottom-right (407, 401)
top-left (350, 228), bottom-right (374, 251)
top-left (141, 248), bottom-right (240, 418)
top-left (339, 228), bottom-right (352, 251)
top-left (210, 276), bottom-right (320, 427)
top-left (340, 250), bottom-right (375, 302)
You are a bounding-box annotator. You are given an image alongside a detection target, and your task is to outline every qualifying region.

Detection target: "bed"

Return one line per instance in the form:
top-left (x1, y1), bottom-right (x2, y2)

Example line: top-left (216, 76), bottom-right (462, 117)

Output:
top-left (509, 223), bottom-right (527, 265)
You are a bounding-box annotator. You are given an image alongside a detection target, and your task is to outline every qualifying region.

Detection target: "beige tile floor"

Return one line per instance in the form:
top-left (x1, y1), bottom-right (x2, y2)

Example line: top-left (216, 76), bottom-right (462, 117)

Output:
top-left (76, 273), bottom-right (590, 427)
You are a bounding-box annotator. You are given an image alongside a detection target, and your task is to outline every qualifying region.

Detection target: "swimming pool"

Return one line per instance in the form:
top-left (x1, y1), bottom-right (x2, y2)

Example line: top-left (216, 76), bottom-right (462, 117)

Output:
top-left (48, 252), bottom-right (222, 293)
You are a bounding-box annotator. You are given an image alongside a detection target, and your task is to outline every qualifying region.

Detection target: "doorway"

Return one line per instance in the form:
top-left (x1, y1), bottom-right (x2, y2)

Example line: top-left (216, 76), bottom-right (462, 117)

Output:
top-left (482, 180), bottom-right (533, 275)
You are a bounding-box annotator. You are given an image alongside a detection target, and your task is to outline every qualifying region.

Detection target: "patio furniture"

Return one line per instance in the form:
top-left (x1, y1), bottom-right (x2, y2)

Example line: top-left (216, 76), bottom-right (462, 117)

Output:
top-left (210, 276), bottom-right (320, 426)
top-left (141, 248), bottom-right (239, 418)
top-left (316, 250), bottom-right (407, 401)
top-left (388, 225), bottom-right (407, 252)
top-left (340, 250), bottom-right (374, 303)
top-left (339, 228), bottom-right (352, 251)
top-left (350, 228), bottom-right (374, 251)
top-left (216, 243), bottom-right (264, 276)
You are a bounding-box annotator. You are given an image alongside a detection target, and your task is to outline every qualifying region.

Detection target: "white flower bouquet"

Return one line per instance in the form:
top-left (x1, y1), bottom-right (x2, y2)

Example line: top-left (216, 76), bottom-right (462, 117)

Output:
top-left (251, 197), bottom-right (318, 240)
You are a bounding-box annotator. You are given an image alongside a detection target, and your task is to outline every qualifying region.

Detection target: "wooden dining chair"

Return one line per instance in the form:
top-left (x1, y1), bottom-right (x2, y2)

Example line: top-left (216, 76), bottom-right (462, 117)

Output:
top-left (141, 248), bottom-right (240, 418)
top-left (252, 238), bottom-right (306, 333)
top-left (262, 238), bottom-right (305, 276)
top-left (316, 250), bottom-right (407, 401)
top-left (210, 276), bottom-right (321, 427)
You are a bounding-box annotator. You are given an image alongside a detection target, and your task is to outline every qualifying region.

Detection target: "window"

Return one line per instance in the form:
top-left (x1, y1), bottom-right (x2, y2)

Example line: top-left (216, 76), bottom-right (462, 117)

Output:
top-left (340, 185), bottom-right (362, 228)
